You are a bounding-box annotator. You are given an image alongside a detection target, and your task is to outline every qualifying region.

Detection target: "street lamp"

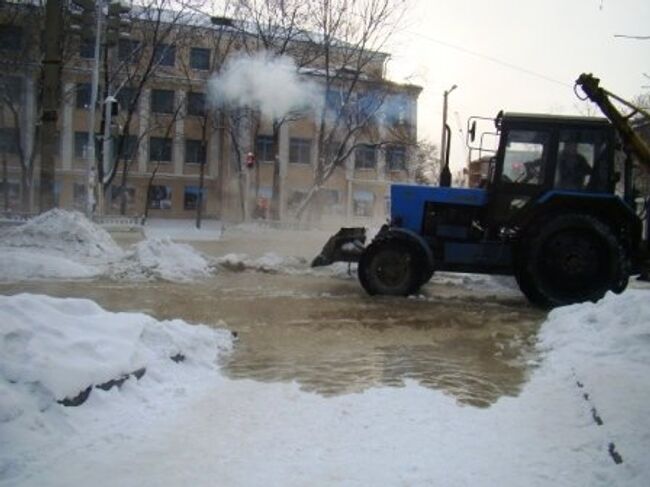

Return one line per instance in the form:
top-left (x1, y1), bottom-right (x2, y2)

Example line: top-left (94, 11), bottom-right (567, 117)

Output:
top-left (439, 84), bottom-right (457, 187)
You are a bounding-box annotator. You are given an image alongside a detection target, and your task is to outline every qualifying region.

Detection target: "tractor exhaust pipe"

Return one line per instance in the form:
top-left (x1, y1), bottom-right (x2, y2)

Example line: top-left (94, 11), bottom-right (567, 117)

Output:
top-left (439, 124), bottom-right (452, 187)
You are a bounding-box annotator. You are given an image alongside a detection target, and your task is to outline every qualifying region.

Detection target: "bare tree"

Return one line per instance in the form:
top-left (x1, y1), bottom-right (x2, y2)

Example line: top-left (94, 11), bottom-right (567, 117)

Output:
top-left (229, 0), bottom-right (318, 220)
top-left (0, 2), bottom-right (44, 212)
top-left (412, 141), bottom-right (440, 185)
top-left (178, 6), bottom-right (240, 227)
top-left (292, 0), bottom-right (412, 219)
top-left (96, 0), bottom-right (207, 215)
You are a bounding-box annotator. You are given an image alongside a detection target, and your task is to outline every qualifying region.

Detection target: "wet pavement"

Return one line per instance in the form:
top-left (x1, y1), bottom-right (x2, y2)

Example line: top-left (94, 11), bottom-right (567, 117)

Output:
top-left (0, 251), bottom-right (545, 409)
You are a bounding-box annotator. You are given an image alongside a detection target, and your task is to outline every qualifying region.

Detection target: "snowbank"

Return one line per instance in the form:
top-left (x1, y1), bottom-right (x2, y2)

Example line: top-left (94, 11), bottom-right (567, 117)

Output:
top-left (0, 294), bottom-right (233, 481)
top-left (537, 290), bottom-right (650, 473)
top-left (0, 210), bottom-right (215, 283)
top-left (111, 237), bottom-right (214, 282)
top-left (0, 209), bottom-right (122, 259)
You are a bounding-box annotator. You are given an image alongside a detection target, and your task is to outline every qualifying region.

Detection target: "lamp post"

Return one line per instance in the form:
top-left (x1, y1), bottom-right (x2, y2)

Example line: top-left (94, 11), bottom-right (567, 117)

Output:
top-left (439, 84), bottom-right (457, 187)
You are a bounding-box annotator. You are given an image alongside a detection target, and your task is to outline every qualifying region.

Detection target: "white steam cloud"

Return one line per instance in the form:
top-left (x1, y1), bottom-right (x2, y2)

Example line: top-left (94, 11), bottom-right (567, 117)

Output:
top-left (208, 51), bottom-right (323, 119)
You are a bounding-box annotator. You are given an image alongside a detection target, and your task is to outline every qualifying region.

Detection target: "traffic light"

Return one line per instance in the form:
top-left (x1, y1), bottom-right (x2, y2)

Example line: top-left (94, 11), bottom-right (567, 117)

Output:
top-left (105, 1), bottom-right (131, 47)
top-left (70, 0), bottom-right (95, 41)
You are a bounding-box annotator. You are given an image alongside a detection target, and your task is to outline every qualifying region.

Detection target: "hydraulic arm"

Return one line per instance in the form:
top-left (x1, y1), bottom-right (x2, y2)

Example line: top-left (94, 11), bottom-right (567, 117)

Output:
top-left (576, 73), bottom-right (650, 170)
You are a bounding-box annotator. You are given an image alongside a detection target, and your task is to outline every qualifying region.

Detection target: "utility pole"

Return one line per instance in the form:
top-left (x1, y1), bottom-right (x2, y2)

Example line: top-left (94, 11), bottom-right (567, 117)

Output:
top-left (86, 0), bottom-right (104, 218)
top-left (40, 0), bottom-right (65, 212)
top-left (439, 84), bottom-right (457, 187)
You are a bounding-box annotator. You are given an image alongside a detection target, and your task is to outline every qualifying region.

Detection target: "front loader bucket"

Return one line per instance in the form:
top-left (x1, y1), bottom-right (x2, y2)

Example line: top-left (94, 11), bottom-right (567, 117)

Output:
top-left (311, 227), bottom-right (366, 267)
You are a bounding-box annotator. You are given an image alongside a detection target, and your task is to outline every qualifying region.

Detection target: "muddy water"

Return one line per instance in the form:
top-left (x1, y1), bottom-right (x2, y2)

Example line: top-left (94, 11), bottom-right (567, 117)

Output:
top-left (0, 250), bottom-right (544, 408)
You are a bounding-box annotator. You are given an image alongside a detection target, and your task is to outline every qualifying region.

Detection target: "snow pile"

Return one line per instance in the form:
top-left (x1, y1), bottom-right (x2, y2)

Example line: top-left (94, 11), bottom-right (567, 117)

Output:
top-left (215, 252), bottom-right (307, 274)
top-left (0, 210), bottom-right (122, 281)
top-left (0, 209), bottom-right (122, 259)
top-left (0, 210), bottom-right (218, 283)
top-left (0, 294), bottom-right (233, 481)
top-left (111, 237), bottom-right (214, 282)
top-left (0, 249), bottom-right (100, 281)
top-left (537, 290), bottom-right (650, 471)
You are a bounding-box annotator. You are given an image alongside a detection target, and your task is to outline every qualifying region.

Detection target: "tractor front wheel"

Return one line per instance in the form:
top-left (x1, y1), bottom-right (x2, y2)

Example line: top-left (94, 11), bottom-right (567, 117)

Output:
top-left (358, 239), bottom-right (423, 296)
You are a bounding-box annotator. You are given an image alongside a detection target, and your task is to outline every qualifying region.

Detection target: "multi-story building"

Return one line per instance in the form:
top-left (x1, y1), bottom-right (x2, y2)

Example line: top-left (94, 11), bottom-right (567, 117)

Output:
top-left (0, 3), bottom-right (421, 224)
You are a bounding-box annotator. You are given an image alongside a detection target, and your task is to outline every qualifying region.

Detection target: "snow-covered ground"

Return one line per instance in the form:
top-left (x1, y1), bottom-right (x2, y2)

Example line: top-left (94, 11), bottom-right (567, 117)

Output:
top-left (1, 291), bottom-right (649, 486)
top-left (2, 210), bottom-right (650, 486)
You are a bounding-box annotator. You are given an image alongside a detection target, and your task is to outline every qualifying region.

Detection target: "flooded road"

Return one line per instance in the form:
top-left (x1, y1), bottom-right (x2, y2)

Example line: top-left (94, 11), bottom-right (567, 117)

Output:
top-left (0, 235), bottom-right (545, 408)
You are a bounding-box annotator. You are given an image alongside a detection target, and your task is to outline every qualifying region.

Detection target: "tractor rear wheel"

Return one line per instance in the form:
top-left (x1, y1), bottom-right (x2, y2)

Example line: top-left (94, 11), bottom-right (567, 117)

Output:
top-left (518, 214), bottom-right (628, 308)
top-left (358, 238), bottom-right (422, 296)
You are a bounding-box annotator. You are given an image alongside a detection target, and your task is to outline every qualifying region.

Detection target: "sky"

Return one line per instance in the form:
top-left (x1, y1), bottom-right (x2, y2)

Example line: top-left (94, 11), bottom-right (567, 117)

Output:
top-left (385, 0), bottom-right (650, 170)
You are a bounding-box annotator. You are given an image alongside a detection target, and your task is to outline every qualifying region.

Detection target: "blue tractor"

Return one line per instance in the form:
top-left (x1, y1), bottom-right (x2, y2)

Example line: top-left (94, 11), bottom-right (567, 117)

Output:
top-left (312, 74), bottom-right (650, 308)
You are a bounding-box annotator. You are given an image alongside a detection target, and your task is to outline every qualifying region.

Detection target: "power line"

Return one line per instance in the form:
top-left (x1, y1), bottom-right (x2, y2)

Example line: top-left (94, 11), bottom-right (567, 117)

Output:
top-left (614, 34), bottom-right (650, 40)
top-left (403, 30), bottom-right (573, 89)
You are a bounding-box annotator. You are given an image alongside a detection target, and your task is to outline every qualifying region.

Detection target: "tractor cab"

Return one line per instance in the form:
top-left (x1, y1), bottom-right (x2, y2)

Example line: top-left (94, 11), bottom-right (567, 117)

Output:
top-left (479, 112), bottom-right (617, 229)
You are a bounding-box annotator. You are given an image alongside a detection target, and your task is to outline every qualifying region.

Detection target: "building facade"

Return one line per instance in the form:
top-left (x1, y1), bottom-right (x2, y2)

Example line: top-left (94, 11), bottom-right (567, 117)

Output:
top-left (0, 4), bottom-right (421, 225)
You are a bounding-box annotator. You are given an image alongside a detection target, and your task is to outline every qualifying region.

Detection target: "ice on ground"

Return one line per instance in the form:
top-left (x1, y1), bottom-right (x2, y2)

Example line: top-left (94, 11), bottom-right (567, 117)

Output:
top-left (0, 294), bottom-right (233, 482)
top-left (215, 252), bottom-right (307, 274)
top-left (110, 238), bottom-right (214, 282)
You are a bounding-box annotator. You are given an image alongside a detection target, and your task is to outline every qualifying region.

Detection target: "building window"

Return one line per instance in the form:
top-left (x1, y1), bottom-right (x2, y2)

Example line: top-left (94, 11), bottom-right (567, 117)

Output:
top-left (2, 76), bottom-right (23, 102)
top-left (185, 139), bottom-right (206, 164)
top-left (384, 94), bottom-right (408, 126)
top-left (116, 86), bottom-right (137, 112)
top-left (319, 189), bottom-right (341, 215)
top-left (0, 127), bottom-right (19, 154)
top-left (357, 91), bottom-right (381, 121)
top-left (111, 185), bottom-right (136, 211)
top-left (154, 43), bottom-right (175, 67)
top-left (256, 135), bottom-right (274, 162)
top-left (0, 25), bottom-right (23, 51)
top-left (151, 89), bottom-right (174, 114)
top-left (326, 89), bottom-right (344, 116)
top-left (287, 190), bottom-right (307, 212)
top-left (190, 47), bottom-right (210, 70)
top-left (289, 138), bottom-right (311, 164)
top-left (73, 183), bottom-right (87, 210)
top-left (118, 134), bottom-right (138, 161)
top-left (353, 190), bottom-right (375, 217)
top-left (118, 39), bottom-right (140, 62)
top-left (76, 83), bottom-right (92, 109)
top-left (355, 144), bottom-right (377, 169)
top-left (148, 185), bottom-right (172, 209)
top-left (149, 137), bottom-right (172, 162)
top-left (79, 38), bottom-right (95, 59)
top-left (186, 92), bottom-right (205, 116)
top-left (386, 145), bottom-right (406, 171)
top-left (74, 132), bottom-right (88, 159)
top-left (0, 181), bottom-right (20, 211)
top-left (184, 186), bottom-right (206, 210)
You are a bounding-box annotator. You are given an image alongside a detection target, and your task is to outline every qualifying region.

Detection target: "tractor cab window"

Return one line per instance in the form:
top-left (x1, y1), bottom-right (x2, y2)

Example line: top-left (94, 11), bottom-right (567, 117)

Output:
top-left (555, 129), bottom-right (607, 191)
top-left (501, 130), bottom-right (549, 186)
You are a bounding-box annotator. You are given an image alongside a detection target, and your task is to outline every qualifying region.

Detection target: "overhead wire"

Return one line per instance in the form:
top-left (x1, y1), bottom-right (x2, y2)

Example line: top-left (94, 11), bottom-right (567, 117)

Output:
top-left (401, 29), bottom-right (573, 89)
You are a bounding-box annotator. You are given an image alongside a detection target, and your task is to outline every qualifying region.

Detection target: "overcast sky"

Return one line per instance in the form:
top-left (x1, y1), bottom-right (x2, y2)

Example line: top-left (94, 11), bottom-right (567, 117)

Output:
top-left (386, 0), bottom-right (650, 170)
